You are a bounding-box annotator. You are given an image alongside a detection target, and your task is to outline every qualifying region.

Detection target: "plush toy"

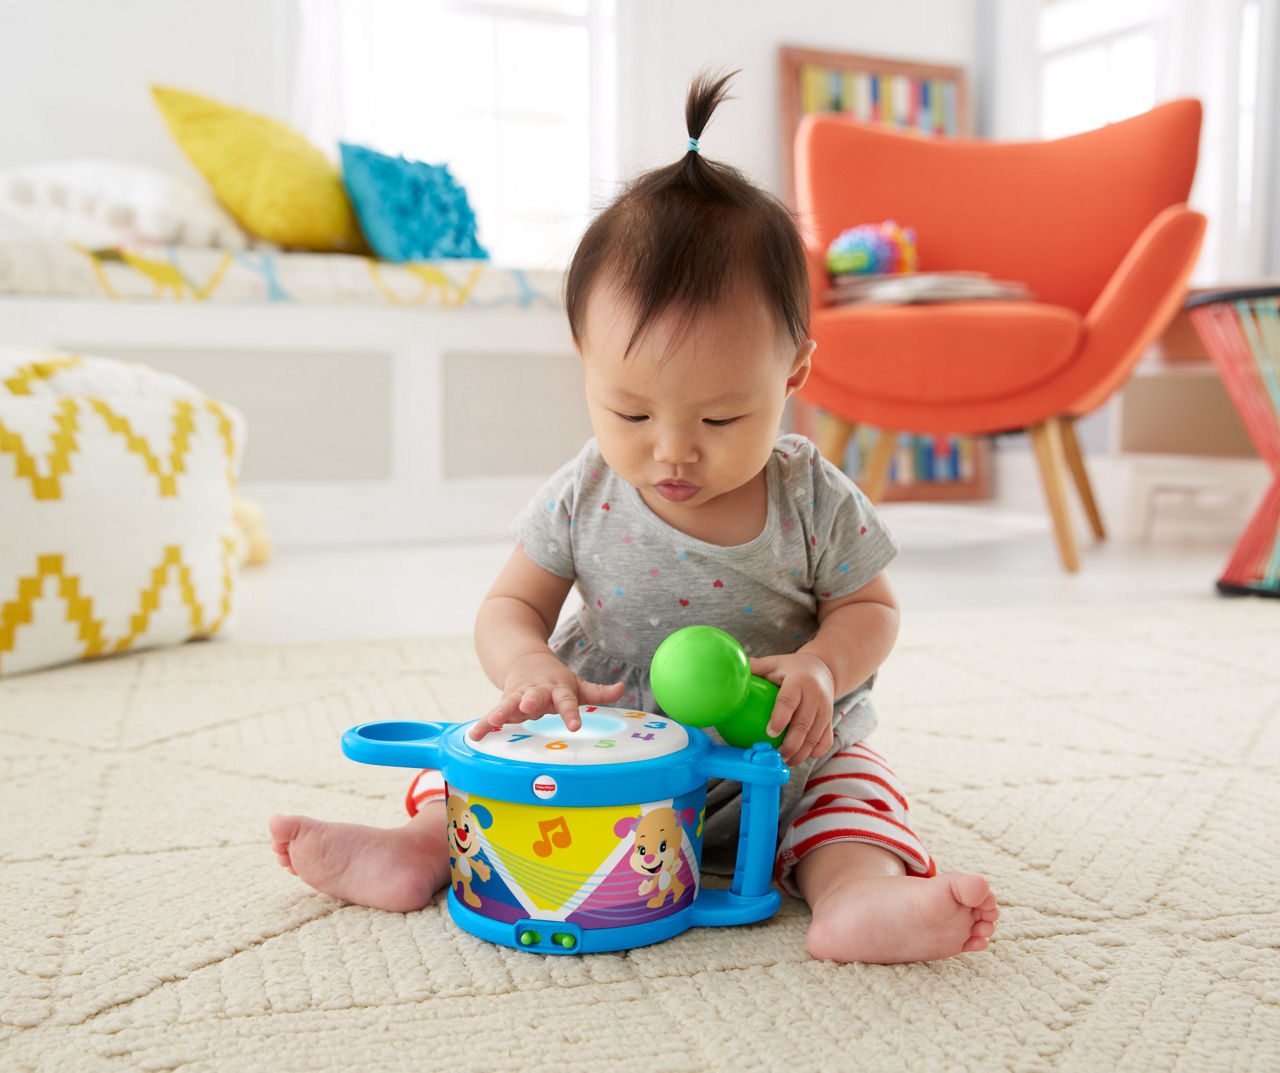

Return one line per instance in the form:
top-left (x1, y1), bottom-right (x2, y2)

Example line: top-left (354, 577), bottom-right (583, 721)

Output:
top-left (231, 496), bottom-right (273, 566)
top-left (827, 220), bottom-right (918, 276)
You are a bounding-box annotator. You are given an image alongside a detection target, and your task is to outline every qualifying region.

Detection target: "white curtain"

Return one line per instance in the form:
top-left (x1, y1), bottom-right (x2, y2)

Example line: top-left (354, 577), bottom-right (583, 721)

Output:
top-left (1155, 0), bottom-right (1278, 281)
top-left (287, 0), bottom-right (604, 268)
top-left (984, 0), bottom-right (1279, 282)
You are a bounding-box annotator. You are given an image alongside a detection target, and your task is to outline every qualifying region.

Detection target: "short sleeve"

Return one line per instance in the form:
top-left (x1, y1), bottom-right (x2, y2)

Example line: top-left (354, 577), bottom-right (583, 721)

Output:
top-left (511, 452), bottom-right (581, 580)
top-left (808, 447), bottom-right (898, 600)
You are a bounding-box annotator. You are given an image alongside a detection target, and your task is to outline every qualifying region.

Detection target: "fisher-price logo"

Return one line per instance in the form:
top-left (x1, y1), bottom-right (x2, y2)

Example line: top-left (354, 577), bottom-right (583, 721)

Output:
top-left (532, 774), bottom-right (558, 799)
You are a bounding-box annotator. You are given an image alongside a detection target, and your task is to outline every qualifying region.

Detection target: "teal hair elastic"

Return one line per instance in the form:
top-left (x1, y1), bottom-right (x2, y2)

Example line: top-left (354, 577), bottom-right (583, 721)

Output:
top-left (687, 137), bottom-right (700, 154)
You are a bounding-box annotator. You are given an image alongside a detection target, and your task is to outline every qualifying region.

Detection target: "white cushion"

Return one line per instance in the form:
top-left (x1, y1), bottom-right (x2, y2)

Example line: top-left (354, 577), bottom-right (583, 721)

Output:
top-left (0, 159), bottom-right (250, 249)
top-left (0, 346), bottom-right (246, 676)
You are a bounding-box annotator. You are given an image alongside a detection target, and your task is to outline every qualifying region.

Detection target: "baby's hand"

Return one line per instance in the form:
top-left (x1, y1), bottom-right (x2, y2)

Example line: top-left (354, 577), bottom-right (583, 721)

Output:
top-left (747, 651), bottom-right (836, 764)
top-left (468, 653), bottom-right (625, 741)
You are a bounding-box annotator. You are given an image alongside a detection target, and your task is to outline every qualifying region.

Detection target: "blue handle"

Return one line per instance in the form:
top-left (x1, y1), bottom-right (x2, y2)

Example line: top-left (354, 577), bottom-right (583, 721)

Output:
top-left (341, 720), bottom-right (448, 770)
top-left (691, 742), bottom-right (789, 927)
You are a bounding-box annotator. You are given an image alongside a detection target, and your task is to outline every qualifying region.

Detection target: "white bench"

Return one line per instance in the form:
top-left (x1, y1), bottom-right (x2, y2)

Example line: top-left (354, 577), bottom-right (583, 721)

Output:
top-left (3, 295), bottom-right (591, 548)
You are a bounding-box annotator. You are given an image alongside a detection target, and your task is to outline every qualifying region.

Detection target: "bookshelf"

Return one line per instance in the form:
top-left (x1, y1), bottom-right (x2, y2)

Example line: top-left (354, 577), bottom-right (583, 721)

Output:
top-left (779, 45), bottom-right (992, 503)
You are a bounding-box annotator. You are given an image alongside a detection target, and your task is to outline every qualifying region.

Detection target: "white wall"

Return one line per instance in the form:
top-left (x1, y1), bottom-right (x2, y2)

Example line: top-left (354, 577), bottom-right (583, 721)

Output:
top-left (0, 0), bottom-right (298, 176)
top-left (616, 0), bottom-right (980, 197)
top-left (0, 0), bottom-right (979, 204)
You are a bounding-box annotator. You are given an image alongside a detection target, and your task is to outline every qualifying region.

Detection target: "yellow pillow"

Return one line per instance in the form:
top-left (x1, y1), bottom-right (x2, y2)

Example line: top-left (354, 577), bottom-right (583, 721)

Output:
top-left (151, 85), bottom-right (368, 253)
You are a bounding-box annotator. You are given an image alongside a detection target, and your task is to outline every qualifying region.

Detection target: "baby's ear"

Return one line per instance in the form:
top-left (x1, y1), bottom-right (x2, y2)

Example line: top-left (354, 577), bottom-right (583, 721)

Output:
top-left (786, 340), bottom-right (815, 396)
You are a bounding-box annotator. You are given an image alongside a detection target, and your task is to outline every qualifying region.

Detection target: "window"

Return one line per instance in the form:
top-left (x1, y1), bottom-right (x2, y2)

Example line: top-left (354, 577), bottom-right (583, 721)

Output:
top-left (1038, 0), bottom-right (1157, 138)
top-left (293, 0), bottom-right (616, 268)
top-left (1028, 0), bottom-right (1277, 280)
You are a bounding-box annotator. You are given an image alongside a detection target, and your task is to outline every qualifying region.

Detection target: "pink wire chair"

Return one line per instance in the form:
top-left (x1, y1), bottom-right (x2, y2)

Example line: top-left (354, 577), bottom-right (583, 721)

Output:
top-left (1187, 286), bottom-right (1280, 597)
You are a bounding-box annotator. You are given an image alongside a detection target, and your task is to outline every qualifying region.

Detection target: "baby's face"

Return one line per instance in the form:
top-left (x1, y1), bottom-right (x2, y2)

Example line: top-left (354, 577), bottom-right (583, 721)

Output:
top-left (578, 280), bottom-right (813, 536)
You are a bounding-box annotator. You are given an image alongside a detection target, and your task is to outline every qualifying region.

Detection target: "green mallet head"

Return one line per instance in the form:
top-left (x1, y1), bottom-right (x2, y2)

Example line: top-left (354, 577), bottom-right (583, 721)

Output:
top-left (649, 625), bottom-right (785, 749)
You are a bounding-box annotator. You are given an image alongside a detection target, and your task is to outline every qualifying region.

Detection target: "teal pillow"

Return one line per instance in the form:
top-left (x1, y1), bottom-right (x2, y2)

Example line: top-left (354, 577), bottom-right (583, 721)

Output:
top-left (339, 142), bottom-right (488, 263)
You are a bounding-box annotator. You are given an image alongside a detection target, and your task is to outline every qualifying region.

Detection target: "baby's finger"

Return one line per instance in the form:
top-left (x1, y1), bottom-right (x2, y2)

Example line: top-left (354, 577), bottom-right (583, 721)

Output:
top-left (551, 686), bottom-right (582, 732)
top-left (468, 712), bottom-right (506, 740)
top-left (779, 707), bottom-right (816, 763)
top-left (799, 718), bottom-right (833, 763)
top-left (578, 679), bottom-right (626, 705)
top-left (517, 687), bottom-right (553, 717)
top-left (468, 692), bottom-right (530, 739)
top-left (765, 684), bottom-right (802, 739)
top-left (747, 656), bottom-right (784, 684)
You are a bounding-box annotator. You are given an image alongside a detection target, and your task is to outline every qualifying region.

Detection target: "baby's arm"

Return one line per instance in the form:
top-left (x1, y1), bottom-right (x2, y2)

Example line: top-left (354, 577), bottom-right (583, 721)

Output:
top-left (470, 546), bottom-right (624, 740)
top-left (749, 572), bottom-right (900, 764)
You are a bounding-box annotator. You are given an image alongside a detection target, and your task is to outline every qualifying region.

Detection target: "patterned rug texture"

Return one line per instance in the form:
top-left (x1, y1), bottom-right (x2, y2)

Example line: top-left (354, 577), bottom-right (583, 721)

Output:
top-left (2, 598), bottom-right (1278, 1073)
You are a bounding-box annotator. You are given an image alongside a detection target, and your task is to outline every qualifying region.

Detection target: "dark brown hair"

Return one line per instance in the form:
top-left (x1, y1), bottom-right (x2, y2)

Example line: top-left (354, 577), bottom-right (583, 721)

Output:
top-left (565, 70), bottom-right (810, 355)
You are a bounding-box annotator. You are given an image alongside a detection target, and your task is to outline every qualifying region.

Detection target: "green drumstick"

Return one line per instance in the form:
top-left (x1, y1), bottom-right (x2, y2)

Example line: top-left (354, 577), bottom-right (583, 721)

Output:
top-left (649, 625), bottom-right (785, 749)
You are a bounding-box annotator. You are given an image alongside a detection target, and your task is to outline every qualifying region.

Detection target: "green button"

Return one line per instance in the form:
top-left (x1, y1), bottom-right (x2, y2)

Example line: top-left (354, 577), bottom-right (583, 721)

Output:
top-left (519, 931), bottom-right (540, 946)
top-left (553, 933), bottom-right (576, 949)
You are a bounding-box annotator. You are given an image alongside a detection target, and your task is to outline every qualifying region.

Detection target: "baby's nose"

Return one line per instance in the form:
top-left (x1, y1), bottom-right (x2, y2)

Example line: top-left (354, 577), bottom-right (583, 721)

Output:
top-left (653, 429), bottom-right (697, 464)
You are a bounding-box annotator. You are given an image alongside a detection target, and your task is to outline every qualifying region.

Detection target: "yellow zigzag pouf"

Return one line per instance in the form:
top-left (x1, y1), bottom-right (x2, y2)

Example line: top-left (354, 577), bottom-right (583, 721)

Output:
top-left (0, 347), bottom-right (246, 676)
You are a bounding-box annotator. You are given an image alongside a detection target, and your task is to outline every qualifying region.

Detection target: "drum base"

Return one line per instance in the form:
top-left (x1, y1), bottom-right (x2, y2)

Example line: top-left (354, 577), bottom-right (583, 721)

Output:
top-left (447, 883), bottom-right (783, 954)
top-left (447, 889), bottom-right (695, 954)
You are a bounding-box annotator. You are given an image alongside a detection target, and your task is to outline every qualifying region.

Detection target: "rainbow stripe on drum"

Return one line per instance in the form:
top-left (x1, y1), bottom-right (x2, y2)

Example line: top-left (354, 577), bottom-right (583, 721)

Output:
top-left (447, 785), bottom-right (705, 929)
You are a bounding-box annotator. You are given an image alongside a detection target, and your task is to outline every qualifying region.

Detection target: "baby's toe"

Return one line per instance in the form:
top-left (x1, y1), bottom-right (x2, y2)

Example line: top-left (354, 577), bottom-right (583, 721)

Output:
top-left (269, 813), bottom-right (303, 845)
top-left (950, 873), bottom-right (992, 907)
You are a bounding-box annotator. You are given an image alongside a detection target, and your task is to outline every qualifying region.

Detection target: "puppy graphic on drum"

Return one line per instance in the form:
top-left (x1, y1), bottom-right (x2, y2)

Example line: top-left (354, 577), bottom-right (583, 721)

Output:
top-left (617, 807), bottom-right (695, 909)
top-left (446, 796), bottom-right (493, 907)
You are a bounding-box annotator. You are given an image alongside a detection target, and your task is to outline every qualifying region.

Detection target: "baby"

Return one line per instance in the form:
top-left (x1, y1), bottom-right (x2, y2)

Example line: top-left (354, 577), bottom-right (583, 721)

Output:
top-left (271, 72), bottom-right (997, 964)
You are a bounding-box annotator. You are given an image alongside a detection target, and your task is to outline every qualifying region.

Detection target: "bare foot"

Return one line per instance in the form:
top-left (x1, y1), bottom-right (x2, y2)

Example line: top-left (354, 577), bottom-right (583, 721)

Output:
top-left (806, 872), bottom-right (999, 964)
top-left (269, 806), bottom-right (450, 913)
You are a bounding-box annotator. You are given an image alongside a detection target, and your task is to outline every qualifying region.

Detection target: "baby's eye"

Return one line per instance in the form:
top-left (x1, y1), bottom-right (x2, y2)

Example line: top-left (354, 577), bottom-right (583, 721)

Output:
top-left (617, 412), bottom-right (649, 423)
top-left (703, 417), bottom-right (739, 427)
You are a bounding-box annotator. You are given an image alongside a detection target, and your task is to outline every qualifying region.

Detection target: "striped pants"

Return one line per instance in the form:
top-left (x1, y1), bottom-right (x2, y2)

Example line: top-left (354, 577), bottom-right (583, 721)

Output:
top-left (773, 739), bottom-right (935, 897)
top-left (404, 738), bottom-right (934, 901)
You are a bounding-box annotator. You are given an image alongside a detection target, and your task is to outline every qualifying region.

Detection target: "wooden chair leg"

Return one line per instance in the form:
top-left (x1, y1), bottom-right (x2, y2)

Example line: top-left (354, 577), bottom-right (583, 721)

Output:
top-left (1028, 418), bottom-right (1080, 573)
top-left (815, 411), bottom-right (856, 467)
top-left (1059, 417), bottom-right (1106, 540)
top-left (861, 428), bottom-right (898, 503)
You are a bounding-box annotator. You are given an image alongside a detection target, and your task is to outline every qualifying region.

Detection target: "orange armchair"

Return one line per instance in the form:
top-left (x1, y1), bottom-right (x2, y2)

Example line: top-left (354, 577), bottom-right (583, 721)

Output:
top-left (794, 100), bottom-right (1206, 571)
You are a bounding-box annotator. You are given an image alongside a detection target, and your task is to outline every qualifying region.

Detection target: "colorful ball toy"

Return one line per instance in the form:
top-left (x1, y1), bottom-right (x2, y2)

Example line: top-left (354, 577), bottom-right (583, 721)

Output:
top-left (826, 220), bottom-right (918, 276)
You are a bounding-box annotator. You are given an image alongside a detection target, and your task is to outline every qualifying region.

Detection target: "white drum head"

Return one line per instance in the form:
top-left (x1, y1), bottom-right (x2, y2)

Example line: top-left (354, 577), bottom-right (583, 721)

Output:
top-left (468, 706), bottom-right (689, 766)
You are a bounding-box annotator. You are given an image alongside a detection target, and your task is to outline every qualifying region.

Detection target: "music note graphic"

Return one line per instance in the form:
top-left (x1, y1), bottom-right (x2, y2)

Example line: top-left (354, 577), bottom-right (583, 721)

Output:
top-left (532, 815), bottom-right (572, 858)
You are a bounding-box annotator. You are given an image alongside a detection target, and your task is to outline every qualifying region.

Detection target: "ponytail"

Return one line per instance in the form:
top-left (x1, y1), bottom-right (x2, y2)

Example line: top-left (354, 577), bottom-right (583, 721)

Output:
top-left (566, 70), bottom-right (810, 354)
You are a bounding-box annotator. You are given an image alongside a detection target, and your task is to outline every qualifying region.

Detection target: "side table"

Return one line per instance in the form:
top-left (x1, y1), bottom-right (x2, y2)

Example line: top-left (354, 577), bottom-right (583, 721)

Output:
top-left (1187, 286), bottom-right (1280, 597)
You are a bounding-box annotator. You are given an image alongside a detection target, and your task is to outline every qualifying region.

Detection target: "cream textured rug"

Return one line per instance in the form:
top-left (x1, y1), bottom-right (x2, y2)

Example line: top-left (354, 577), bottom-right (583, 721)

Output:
top-left (3, 598), bottom-right (1278, 1072)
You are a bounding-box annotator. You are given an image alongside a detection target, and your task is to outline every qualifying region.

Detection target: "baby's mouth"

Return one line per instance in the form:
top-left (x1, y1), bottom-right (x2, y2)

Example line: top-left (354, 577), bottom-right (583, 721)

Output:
top-left (655, 480), bottom-right (698, 503)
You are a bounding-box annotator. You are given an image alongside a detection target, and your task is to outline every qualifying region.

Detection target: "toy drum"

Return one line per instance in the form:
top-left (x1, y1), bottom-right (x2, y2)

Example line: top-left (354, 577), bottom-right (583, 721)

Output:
top-left (342, 706), bottom-right (789, 954)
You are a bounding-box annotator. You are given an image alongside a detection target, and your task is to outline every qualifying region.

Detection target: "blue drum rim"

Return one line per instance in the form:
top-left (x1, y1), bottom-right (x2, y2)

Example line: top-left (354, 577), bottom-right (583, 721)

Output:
top-left (435, 721), bottom-right (713, 807)
top-left (342, 718), bottom-right (716, 807)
